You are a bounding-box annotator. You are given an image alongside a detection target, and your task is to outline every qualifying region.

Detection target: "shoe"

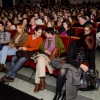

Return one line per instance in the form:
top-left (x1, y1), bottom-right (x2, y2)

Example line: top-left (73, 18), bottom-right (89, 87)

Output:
top-left (53, 92), bottom-right (61, 100)
top-left (40, 78), bottom-right (45, 90)
top-left (0, 75), bottom-right (6, 82)
top-left (4, 77), bottom-right (14, 82)
top-left (61, 91), bottom-right (66, 100)
top-left (0, 75), bottom-right (14, 82)
top-left (34, 84), bottom-right (40, 93)
top-left (0, 64), bottom-right (6, 72)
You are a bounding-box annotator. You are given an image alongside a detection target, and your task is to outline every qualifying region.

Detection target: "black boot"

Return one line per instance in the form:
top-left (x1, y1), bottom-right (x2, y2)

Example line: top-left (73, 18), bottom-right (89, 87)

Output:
top-left (61, 91), bottom-right (66, 100)
top-left (53, 91), bottom-right (61, 100)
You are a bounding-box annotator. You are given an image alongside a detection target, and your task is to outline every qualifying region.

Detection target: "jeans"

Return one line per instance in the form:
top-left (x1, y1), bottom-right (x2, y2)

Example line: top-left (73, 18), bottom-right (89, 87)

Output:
top-left (0, 46), bottom-right (18, 67)
top-left (0, 44), bottom-right (3, 50)
top-left (6, 56), bottom-right (27, 78)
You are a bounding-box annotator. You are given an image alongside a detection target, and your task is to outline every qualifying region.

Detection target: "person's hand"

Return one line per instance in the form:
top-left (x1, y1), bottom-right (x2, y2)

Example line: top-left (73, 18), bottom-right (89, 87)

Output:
top-left (20, 47), bottom-right (26, 50)
top-left (19, 47), bottom-right (23, 50)
top-left (80, 64), bottom-right (89, 72)
top-left (45, 50), bottom-right (51, 55)
top-left (9, 43), bottom-right (14, 48)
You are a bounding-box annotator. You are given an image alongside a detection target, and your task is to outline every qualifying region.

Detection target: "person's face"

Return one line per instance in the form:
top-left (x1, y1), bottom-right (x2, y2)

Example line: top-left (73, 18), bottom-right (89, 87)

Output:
top-left (47, 22), bottom-right (52, 27)
top-left (35, 29), bottom-right (42, 37)
top-left (44, 16), bottom-right (47, 21)
top-left (34, 14), bottom-right (39, 20)
top-left (84, 27), bottom-right (91, 35)
top-left (30, 19), bottom-right (36, 26)
top-left (45, 32), bottom-right (52, 38)
top-left (78, 17), bottom-right (84, 25)
top-left (63, 22), bottom-right (68, 29)
top-left (23, 19), bottom-right (27, 26)
top-left (7, 21), bottom-right (11, 26)
top-left (0, 24), bottom-right (4, 31)
top-left (16, 26), bottom-right (22, 33)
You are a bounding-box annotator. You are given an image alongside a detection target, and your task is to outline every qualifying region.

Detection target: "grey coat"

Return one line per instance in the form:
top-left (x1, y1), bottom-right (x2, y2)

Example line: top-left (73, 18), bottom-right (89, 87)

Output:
top-left (50, 57), bottom-right (82, 100)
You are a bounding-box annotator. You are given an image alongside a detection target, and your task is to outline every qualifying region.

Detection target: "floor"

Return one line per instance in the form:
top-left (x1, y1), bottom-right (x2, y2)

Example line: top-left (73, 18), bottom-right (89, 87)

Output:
top-left (0, 50), bottom-right (100, 100)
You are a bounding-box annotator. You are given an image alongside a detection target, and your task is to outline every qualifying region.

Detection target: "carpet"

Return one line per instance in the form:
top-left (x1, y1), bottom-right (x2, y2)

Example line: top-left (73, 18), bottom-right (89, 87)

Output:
top-left (0, 82), bottom-right (40, 100)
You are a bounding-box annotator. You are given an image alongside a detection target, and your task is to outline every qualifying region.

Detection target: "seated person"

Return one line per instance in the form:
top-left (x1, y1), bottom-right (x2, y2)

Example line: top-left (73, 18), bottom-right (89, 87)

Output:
top-left (6, 19), bottom-right (16, 30)
top-left (0, 23), bottom-right (28, 72)
top-left (0, 27), bottom-right (43, 82)
top-left (33, 27), bottom-right (65, 93)
top-left (53, 34), bottom-right (96, 100)
top-left (58, 19), bottom-right (75, 36)
top-left (0, 21), bottom-right (10, 50)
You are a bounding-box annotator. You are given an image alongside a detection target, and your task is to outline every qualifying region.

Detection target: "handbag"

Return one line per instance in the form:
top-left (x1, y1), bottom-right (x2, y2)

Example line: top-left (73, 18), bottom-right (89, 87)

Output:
top-left (79, 69), bottom-right (99, 91)
top-left (49, 47), bottom-right (65, 60)
top-left (14, 50), bottom-right (36, 63)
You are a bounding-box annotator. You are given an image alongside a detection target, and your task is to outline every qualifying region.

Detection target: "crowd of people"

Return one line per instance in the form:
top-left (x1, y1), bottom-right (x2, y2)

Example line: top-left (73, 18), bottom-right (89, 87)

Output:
top-left (0, 1), bottom-right (99, 100)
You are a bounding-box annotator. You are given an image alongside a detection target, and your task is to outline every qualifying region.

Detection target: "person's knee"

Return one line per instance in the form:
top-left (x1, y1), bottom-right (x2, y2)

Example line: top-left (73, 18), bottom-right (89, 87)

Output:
top-left (37, 56), bottom-right (45, 62)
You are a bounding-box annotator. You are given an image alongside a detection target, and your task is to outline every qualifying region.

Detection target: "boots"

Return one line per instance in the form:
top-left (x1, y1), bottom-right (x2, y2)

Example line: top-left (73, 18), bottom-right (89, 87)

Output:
top-left (53, 91), bottom-right (61, 100)
top-left (40, 78), bottom-right (45, 90)
top-left (61, 91), bottom-right (66, 100)
top-left (34, 84), bottom-right (40, 93)
top-left (0, 64), bottom-right (6, 72)
top-left (34, 78), bottom-right (45, 93)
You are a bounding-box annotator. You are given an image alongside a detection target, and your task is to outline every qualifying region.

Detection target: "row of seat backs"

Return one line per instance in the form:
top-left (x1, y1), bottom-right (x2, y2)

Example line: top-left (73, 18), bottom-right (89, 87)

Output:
top-left (7, 26), bottom-right (97, 40)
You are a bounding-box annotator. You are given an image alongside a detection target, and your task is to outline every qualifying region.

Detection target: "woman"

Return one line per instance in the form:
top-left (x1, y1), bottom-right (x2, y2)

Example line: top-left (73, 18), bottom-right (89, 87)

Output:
top-left (6, 19), bottom-right (16, 30)
top-left (22, 18), bottom-right (30, 32)
top-left (53, 34), bottom-right (95, 100)
top-left (77, 24), bottom-right (94, 37)
top-left (0, 27), bottom-right (43, 82)
top-left (0, 23), bottom-right (28, 72)
top-left (32, 27), bottom-right (65, 93)
top-left (13, 16), bottom-right (20, 24)
top-left (58, 19), bottom-right (75, 36)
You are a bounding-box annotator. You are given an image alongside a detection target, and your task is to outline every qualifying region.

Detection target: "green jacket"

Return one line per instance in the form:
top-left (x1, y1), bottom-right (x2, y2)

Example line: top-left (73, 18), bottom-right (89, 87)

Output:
top-left (10, 32), bottom-right (28, 47)
top-left (40, 36), bottom-right (65, 53)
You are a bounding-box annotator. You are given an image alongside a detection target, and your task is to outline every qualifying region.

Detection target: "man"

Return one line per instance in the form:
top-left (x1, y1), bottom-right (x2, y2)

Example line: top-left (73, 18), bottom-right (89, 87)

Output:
top-left (33, 12), bottom-right (44, 25)
top-left (0, 21), bottom-right (10, 50)
top-left (78, 15), bottom-right (94, 27)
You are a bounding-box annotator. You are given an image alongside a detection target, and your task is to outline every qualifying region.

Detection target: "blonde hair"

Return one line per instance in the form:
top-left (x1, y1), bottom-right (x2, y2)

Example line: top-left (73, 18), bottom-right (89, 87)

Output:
top-left (17, 23), bottom-right (26, 34)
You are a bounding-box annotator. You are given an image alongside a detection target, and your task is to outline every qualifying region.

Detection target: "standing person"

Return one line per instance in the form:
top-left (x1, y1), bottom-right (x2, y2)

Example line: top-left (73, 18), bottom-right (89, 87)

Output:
top-left (0, 21), bottom-right (10, 50)
top-left (0, 23), bottom-right (28, 72)
top-left (52, 34), bottom-right (96, 100)
top-left (32, 27), bottom-right (65, 93)
top-left (0, 27), bottom-right (43, 82)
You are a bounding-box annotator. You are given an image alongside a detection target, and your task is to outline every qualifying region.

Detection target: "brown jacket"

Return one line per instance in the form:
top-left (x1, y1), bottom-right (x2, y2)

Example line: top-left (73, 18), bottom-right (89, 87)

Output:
top-left (10, 32), bottom-right (28, 47)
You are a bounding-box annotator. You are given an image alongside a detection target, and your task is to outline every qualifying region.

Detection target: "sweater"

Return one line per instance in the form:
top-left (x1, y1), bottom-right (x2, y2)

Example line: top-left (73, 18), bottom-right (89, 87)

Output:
top-left (40, 36), bottom-right (65, 53)
top-left (0, 30), bottom-right (10, 44)
top-left (23, 35), bottom-right (43, 51)
top-left (10, 32), bottom-right (28, 47)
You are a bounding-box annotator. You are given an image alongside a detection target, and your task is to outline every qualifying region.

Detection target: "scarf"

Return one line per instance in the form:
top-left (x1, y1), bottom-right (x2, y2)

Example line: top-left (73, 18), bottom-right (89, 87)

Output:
top-left (76, 47), bottom-right (85, 63)
top-left (44, 34), bottom-right (55, 52)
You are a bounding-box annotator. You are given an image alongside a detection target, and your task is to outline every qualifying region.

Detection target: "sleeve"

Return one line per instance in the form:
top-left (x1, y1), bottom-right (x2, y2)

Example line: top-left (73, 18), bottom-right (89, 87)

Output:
top-left (57, 37), bottom-right (65, 53)
top-left (14, 34), bottom-right (28, 47)
top-left (66, 42), bottom-right (81, 69)
top-left (2, 32), bottom-right (11, 43)
top-left (88, 50), bottom-right (96, 70)
top-left (39, 40), bottom-right (46, 52)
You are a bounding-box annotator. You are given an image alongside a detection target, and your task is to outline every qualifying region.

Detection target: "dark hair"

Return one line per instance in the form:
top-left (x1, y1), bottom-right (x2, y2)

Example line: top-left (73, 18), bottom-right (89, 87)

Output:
top-left (35, 26), bottom-right (43, 32)
top-left (0, 20), bottom-right (4, 26)
top-left (79, 34), bottom-right (95, 51)
top-left (45, 27), bottom-right (55, 35)
top-left (7, 19), bottom-right (14, 25)
top-left (62, 19), bottom-right (71, 27)
top-left (79, 15), bottom-right (87, 20)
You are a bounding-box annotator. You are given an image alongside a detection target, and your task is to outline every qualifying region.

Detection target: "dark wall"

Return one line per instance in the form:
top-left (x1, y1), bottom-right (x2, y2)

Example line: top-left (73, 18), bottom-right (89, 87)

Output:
top-left (2, 0), bottom-right (13, 7)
